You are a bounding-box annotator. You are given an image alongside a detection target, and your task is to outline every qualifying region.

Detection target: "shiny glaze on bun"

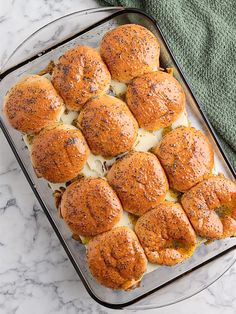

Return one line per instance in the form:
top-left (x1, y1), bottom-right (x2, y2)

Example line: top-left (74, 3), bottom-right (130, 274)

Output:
top-left (77, 95), bottom-right (138, 157)
top-left (4, 75), bottom-right (64, 134)
top-left (107, 151), bottom-right (168, 216)
top-left (135, 201), bottom-right (197, 265)
top-left (126, 71), bottom-right (185, 130)
top-left (52, 45), bottom-right (111, 110)
top-left (61, 177), bottom-right (123, 237)
top-left (31, 124), bottom-right (89, 183)
top-left (154, 126), bottom-right (214, 192)
top-left (181, 176), bottom-right (236, 239)
top-left (100, 24), bottom-right (160, 82)
top-left (87, 226), bottom-right (147, 289)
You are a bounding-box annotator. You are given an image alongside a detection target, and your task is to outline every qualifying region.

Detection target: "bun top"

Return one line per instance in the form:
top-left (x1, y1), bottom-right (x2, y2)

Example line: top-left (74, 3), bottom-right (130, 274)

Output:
top-left (31, 124), bottom-right (89, 183)
top-left (52, 45), bottom-right (111, 111)
top-left (4, 75), bottom-right (64, 134)
top-left (154, 126), bottom-right (214, 192)
top-left (100, 24), bottom-right (160, 82)
top-left (77, 95), bottom-right (138, 157)
top-left (126, 71), bottom-right (186, 130)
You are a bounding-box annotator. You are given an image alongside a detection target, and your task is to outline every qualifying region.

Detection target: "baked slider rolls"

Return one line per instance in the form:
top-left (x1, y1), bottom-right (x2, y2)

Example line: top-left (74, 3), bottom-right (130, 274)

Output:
top-left (154, 126), bottom-right (214, 192)
top-left (126, 71), bottom-right (186, 130)
top-left (87, 227), bottom-right (147, 290)
top-left (61, 177), bottom-right (123, 237)
top-left (52, 45), bottom-right (111, 111)
top-left (31, 124), bottom-right (89, 183)
top-left (77, 95), bottom-right (138, 157)
top-left (107, 151), bottom-right (168, 216)
top-left (100, 24), bottom-right (160, 82)
top-left (135, 202), bottom-right (197, 265)
top-left (4, 75), bottom-right (64, 134)
top-left (182, 176), bottom-right (236, 239)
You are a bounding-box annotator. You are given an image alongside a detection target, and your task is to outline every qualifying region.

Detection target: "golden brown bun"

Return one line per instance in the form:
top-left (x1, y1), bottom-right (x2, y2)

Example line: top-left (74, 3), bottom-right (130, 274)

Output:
top-left (31, 124), bottom-right (89, 183)
top-left (52, 45), bottom-right (111, 111)
top-left (87, 226), bottom-right (147, 289)
top-left (3, 75), bottom-right (64, 134)
top-left (100, 24), bottom-right (160, 83)
top-left (61, 177), bottom-right (123, 237)
top-left (126, 71), bottom-right (185, 130)
top-left (181, 176), bottom-right (236, 239)
top-left (135, 201), bottom-right (197, 266)
top-left (154, 126), bottom-right (214, 192)
top-left (77, 95), bottom-right (138, 157)
top-left (107, 151), bottom-right (168, 216)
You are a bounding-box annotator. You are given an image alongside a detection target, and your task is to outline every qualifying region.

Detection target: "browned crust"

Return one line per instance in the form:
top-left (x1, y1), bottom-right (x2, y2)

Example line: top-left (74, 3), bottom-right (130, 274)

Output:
top-left (135, 201), bottom-right (197, 265)
top-left (126, 71), bottom-right (186, 130)
top-left (60, 177), bottom-right (123, 237)
top-left (52, 45), bottom-right (111, 110)
top-left (87, 226), bottom-right (147, 289)
top-left (77, 95), bottom-right (138, 157)
top-left (100, 24), bottom-right (160, 83)
top-left (154, 126), bottom-right (214, 192)
top-left (31, 124), bottom-right (89, 183)
top-left (3, 75), bottom-right (64, 134)
top-left (181, 176), bottom-right (236, 239)
top-left (107, 151), bottom-right (169, 216)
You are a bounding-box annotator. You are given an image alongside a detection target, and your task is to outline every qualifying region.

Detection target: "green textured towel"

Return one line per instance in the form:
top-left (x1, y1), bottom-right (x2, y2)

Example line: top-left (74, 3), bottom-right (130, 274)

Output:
top-left (101, 0), bottom-right (236, 171)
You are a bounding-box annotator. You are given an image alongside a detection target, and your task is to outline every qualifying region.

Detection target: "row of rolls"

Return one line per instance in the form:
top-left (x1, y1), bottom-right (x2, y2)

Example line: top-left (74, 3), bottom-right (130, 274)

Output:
top-left (3, 24), bottom-right (236, 290)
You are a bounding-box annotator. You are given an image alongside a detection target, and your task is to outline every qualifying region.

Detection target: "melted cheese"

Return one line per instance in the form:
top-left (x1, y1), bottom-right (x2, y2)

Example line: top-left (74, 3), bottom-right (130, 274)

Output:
top-left (165, 189), bottom-right (179, 202)
top-left (134, 128), bottom-right (161, 152)
top-left (110, 80), bottom-right (127, 96)
top-left (61, 110), bottom-right (78, 125)
top-left (84, 154), bottom-right (116, 177)
top-left (171, 110), bottom-right (189, 129)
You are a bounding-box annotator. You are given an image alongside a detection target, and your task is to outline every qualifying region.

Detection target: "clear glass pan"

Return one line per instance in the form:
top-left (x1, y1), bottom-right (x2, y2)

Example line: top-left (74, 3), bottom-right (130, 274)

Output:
top-left (0, 7), bottom-right (235, 310)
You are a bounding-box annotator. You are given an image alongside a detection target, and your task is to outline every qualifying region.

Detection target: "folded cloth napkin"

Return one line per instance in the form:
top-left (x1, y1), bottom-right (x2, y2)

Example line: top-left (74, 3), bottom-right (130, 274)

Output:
top-left (100, 0), bottom-right (236, 170)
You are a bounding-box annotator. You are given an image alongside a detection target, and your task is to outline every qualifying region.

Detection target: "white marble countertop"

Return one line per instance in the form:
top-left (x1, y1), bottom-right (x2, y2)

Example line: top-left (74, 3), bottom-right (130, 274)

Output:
top-left (0, 1), bottom-right (235, 313)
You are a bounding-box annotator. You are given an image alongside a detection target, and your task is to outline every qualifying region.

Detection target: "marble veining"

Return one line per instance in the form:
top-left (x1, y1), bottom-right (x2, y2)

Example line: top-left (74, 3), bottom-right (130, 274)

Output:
top-left (0, 1), bottom-right (236, 313)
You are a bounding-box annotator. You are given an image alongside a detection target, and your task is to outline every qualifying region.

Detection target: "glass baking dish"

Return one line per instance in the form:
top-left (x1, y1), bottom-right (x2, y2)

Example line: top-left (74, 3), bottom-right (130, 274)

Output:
top-left (0, 7), bottom-right (235, 310)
